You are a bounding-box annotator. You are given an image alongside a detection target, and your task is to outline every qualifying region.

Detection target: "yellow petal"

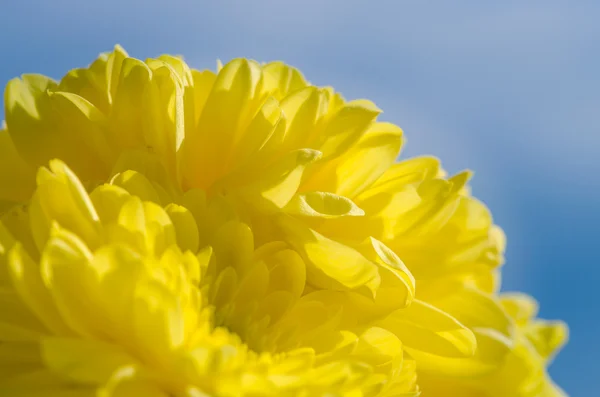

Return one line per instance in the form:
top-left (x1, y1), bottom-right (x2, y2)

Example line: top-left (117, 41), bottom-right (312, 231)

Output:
top-left (0, 322), bottom-right (44, 342)
top-left (5, 74), bottom-right (109, 180)
top-left (59, 45), bottom-right (128, 114)
top-left (419, 287), bottom-right (514, 373)
top-left (501, 293), bottom-right (539, 326)
top-left (393, 178), bottom-right (460, 236)
top-left (302, 122), bottom-right (403, 198)
top-left (114, 197), bottom-right (176, 257)
top-left (132, 279), bottom-right (185, 359)
top-left (279, 87), bottom-right (328, 152)
top-left (4, 74), bottom-right (54, 161)
top-left (1, 205), bottom-right (37, 261)
top-left (0, 128), bottom-right (35, 208)
top-left (165, 204), bottom-right (199, 253)
top-left (429, 287), bottom-right (513, 338)
top-left (48, 91), bottom-right (114, 170)
top-left (353, 327), bottom-right (403, 368)
top-left (479, 334), bottom-right (558, 397)
top-left (89, 185), bottom-right (131, 226)
top-left (272, 297), bottom-right (344, 352)
top-left (40, 228), bottom-right (102, 338)
top-left (378, 299), bottom-right (476, 358)
top-left (0, 220), bottom-right (17, 283)
top-left (111, 170), bottom-right (162, 205)
top-left (212, 221), bottom-right (254, 277)
top-left (181, 190), bottom-right (239, 249)
top-left (142, 63), bottom-right (184, 182)
top-left (256, 243), bottom-right (306, 300)
top-left (188, 69), bottom-right (217, 128)
top-left (41, 338), bottom-right (136, 385)
top-left (0, 289), bottom-right (46, 336)
top-left (284, 191), bottom-right (364, 218)
top-left (182, 59), bottom-right (264, 189)
top-left (99, 366), bottom-right (168, 397)
top-left (30, 160), bottom-right (102, 250)
top-left (277, 215), bottom-right (380, 298)
top-left (525, 320), bottom-right (568, 363)
top-left (313, 99), bottom-right (381, 161)
top-left (110, 150), bottom-right (177, 200)
top-left (210, 266), bottom-right (238, 308)
top-left (237, 149), bottom-right (322, 211)
top-left (108, 58), bottom-right (151, 150)
top-left (231, 96), bottom-right (283, 167)
top-left (195, 245), bottom-right (213, 283)
top-left (8, 243), bottom-right (72, 336)
top-left (153, 55), bottom-right (193, 87)
top-left (234, 261), bottom-right (270, 308)
top-left (407, 327), bottom-right (513, 377)
top-left (378, 357), bottom-right (419, 397)
top-left (360, 237), bottom-right (415, 310)
top-left (363, 156), bottom-right (440, 199)
top-left (86, 246), bottom-right (142, 339)
top-left (261, 61), bottom-right (308, 100)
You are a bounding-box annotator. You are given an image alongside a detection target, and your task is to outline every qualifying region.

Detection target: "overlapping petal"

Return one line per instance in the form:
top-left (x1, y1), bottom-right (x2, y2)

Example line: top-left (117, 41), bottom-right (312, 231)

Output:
top-left (0, 46), bottom-right (567, 396)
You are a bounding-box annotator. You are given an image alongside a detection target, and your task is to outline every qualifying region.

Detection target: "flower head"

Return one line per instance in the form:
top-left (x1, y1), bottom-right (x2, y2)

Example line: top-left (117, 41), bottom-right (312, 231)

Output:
top-left (0, 46), bottom-right (567, 396)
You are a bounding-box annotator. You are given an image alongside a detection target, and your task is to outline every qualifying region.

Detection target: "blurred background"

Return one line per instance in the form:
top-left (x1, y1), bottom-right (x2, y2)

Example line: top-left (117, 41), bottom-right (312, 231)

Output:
top-left (1, 1), bottom-right (597, 394)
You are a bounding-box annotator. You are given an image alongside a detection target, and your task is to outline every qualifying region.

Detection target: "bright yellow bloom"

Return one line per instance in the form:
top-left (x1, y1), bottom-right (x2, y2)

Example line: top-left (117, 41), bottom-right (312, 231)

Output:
top-left (0, 46), bottom-right (566, 396)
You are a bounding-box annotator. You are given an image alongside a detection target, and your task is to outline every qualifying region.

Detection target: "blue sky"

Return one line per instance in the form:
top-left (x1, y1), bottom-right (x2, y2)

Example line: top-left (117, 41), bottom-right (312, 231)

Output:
top-left (2, 1), bottom-right (598, 394)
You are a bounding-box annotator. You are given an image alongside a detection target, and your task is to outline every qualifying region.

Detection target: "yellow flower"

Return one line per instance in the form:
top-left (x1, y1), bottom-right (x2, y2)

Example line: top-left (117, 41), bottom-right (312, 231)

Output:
top-left (0, 46), bottom-right (566, 396)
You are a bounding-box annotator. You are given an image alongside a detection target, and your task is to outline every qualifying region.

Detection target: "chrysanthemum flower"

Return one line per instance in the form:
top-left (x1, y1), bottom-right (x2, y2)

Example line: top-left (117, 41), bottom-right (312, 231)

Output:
top-left (0, 46), bottom-right (566, 396)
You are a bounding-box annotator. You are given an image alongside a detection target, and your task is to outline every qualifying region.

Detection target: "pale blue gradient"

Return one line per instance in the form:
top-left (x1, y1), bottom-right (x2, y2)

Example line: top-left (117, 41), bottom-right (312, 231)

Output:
top-left (2, 1), bottom-right (598, 394)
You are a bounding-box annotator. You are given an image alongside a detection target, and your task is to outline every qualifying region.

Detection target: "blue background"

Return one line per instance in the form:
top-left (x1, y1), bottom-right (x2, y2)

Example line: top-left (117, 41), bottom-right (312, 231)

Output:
top-left (1, 1), bottom-right (597, 394)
